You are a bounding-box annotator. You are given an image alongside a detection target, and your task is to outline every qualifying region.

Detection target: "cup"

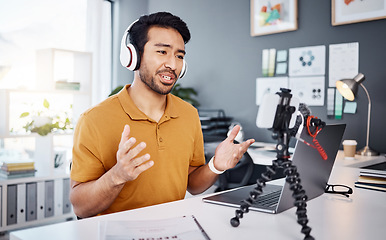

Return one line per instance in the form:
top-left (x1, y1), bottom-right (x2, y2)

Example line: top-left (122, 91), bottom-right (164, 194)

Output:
top-left (342, 140), bottom-right (357, 159)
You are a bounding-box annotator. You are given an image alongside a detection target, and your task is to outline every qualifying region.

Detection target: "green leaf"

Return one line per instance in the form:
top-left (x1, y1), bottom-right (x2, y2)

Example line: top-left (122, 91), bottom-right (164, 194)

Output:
top-left (43, 99), bottom-right (50, 109)
top-left (109, 86), bottom-right (124, 97)
top-left (20, 112), bottom-right (30, 118)
top-left (171, 83), bottom-right (200, 107)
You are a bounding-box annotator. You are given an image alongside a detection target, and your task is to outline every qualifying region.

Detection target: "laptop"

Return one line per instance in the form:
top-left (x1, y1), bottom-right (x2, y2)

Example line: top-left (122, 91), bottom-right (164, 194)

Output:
top-left (203, 124), bottom-right (346, 214)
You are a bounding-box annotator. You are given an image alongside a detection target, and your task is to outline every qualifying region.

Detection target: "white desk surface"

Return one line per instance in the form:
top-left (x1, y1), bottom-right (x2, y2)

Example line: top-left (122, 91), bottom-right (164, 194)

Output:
top-left (10, 152), bottom-right (386, 240)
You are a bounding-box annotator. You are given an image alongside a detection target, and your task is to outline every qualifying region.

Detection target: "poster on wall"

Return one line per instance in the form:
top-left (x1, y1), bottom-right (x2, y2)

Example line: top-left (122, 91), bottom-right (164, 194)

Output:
top-left (289, 76), bottom-right (325, 106)
top-left (256, 77), bottom-right (288, 105)
top-left (250, 0), bottom-right (298, 36)
top-left (288, 45), bottom-right (326, 77)
top-left (328, 42), bottom-right (359, 88)
top-left (332, 0), bottom-right (386, 26)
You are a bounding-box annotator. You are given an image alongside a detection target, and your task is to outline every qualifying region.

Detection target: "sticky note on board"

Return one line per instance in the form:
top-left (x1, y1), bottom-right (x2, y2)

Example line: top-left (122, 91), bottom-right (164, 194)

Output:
top-left (276, 62), bottom-right (287, 75)
top-left (343, 101), bottom-right (357, 114)
top-left (335, 90), bottom-right (343, 119)
top-left (276, 50), bottom-right (288, 62)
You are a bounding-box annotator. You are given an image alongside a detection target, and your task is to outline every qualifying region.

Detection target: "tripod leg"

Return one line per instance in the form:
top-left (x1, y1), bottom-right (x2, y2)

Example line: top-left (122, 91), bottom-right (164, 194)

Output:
top-left (281, 160), bottom-right (314, 240)
top-left (230, 161), bottom-right (280, 227)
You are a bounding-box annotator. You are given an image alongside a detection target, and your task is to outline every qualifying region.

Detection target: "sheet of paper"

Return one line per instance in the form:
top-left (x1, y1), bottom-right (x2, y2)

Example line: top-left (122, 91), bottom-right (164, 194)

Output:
top-left (328, 42), bottom-right (359, 87)
top-left (262, 49), bottom-right (269, 77)
top-left (99, 215), bottom-right (210, 240)
top-left (268, 48), bottom-right (276, 77)
top-left (247, 147), bottom-right (277, 165)
top-left (327, 88), bottom-right (335, 118)
top-left (256, 77), bottom-right (288, 105)
top-left (288, 76), bottom-right (325, 106)
top-left (248, 142), bottom-right (295, 165)
top-left (289, 45), bottom-right (326, 77)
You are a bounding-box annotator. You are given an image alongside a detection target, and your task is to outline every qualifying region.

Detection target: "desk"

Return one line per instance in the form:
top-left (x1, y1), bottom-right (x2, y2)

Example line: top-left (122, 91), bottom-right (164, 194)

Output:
top-left (10, 153), bottom-right (386, 240)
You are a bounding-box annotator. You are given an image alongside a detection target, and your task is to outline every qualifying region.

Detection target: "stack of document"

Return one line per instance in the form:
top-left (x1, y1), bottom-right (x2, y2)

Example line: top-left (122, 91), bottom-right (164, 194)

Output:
top-left (0, 159), bottom-right (36, 178)
top-left (355, 162), bottom-right (386, 192)
top-left (99, 215), bottom-right (210, 240)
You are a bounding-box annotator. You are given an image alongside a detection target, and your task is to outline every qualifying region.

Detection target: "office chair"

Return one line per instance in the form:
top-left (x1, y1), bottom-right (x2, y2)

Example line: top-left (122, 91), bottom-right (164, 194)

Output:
top-left (215, 151), bottom-right (255, 192)
top-left (211, 148), bottom-right (285, 192)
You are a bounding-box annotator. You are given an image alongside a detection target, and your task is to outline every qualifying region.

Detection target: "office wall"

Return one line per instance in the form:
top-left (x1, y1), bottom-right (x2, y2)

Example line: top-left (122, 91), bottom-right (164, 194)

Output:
top-left (112, 0), bottom-right (148, 89)
top-left (115, 0), bottom-right (386, 153)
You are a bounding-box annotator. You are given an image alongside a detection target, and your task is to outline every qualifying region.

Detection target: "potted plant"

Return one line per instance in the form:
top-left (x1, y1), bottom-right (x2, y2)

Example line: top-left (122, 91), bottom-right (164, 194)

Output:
top-left (171, 83), bottom-right (200, 107)
top-left (19, 99), bottom-right (73, 136)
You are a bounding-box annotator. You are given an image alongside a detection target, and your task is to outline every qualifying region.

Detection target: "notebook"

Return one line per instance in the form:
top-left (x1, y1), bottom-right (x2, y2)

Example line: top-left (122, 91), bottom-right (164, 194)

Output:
top-left (203, 124), bottom-right (346, 214)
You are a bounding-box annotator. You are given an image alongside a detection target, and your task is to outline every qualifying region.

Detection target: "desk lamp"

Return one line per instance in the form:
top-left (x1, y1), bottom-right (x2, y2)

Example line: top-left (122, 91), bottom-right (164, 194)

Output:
top-left (336, 73), bottom-right (379, 156)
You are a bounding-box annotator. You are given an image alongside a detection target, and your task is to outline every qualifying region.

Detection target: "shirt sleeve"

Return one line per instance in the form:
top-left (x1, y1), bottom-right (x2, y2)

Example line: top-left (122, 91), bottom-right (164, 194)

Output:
top-left (190, 110), bottom-right (206, 167)
top-left (70, 113), bottom-right (106, 182)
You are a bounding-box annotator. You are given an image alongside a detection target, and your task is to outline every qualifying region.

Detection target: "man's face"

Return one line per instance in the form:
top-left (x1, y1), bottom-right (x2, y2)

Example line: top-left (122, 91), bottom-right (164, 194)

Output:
top-left (138, 26), bottom-right (186, 95)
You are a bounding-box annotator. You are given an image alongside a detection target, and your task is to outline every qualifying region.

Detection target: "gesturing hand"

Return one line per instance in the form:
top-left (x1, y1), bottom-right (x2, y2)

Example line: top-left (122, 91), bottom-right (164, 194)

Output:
top-left (113, 125), bottom-right (154, 185)
top-left (213, 125), bottom-right (255, 171)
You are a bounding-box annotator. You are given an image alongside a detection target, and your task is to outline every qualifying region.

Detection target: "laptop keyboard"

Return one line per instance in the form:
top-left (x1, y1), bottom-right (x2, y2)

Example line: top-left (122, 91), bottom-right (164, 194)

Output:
top-left (251, 188), bottom-right (282, 208)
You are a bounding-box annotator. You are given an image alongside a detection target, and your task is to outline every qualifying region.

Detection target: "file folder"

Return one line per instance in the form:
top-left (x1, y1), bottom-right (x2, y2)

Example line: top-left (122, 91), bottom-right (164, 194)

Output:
top-left (17, 184), bottom-right (26, 224)
top-left (44, 180), bottom-right (54, 218)
top-left (37, 181), bottom-right (45, 220)
top-left (7, 185), bottom-right (17, 225)
top-left (54, 179), bottom-right (63, 216)
top-left (0, 186), bottom-right (2, 227)
top-left (26, 182), bottom-right (37, 221)
top-left (62, 178), bottom-right (71, 214)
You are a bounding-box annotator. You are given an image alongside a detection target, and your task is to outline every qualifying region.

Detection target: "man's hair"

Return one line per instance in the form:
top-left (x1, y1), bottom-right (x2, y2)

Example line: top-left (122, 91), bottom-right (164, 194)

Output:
top-left (129, 12), bottom-right (191, 55)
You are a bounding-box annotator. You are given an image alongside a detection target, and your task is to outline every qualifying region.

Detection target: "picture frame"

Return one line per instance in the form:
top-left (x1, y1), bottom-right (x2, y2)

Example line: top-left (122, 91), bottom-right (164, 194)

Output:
top-left (332, 0), bottom-right (386, 26)
top-left (250, 0), bottom-right (298, 36)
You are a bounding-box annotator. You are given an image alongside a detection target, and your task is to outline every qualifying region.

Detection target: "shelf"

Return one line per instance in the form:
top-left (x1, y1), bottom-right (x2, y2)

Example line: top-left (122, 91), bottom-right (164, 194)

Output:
top-left (0, 48), bottom-right (90, 232)
top-left (0, 176), bottom-right (75, 232)
top-left (0, 89), bottom-right (89, 138)
top-left (36, 48), bottom-right (92, 92)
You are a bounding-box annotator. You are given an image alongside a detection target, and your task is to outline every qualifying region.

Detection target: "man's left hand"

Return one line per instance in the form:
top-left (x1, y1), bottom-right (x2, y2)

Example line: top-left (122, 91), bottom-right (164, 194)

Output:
top-left (213, 125), bottom-right (255, 171)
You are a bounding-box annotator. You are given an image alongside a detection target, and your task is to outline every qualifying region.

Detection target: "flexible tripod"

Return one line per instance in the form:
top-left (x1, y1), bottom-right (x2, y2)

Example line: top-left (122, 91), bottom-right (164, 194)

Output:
top-left (230, 89), bottom-right (314, 240)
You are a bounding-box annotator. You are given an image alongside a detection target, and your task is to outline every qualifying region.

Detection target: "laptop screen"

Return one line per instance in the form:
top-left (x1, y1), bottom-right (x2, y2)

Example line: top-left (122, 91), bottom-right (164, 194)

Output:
top-left (203, 124), bottom-right (346, 214)
top-left (276, 123), bottom-right (346, 212)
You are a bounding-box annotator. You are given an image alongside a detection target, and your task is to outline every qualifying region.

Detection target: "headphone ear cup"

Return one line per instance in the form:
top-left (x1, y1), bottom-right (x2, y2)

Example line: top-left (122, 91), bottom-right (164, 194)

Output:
top-left (179, 60), bottom-right (187, 78)
top-left (126, 44), bottom-right (140, 71)
top-left (120, 31), bottom-right (130, 68)
top-left (120, 19), bottom-right (141, 71)
top-left (120, 42), bottom-right (140, 71)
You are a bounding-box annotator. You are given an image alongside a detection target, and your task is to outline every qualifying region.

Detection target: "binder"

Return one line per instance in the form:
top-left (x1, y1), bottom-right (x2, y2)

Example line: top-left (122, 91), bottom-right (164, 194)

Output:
top-left (26, 182), bottom-right (37, 221)
top-left (7, 184), bottom-right (17, 225)
top-left (37, 181), bottom-right (45, 220)
top-left (17, 183), bottom-right (26, 224)
top-left (62, 178), bottom-right (71, 214)
top-left (44, 180), bottom-right (54, 218)
top-left (0, 186), bottom-right (2, 227)
top-left (54, 179), bottom-right (63, 216)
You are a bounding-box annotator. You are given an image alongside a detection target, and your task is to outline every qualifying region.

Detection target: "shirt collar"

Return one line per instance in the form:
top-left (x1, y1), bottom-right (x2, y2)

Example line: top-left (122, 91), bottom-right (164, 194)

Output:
top-left (117, 84), bottom-right (179, 121)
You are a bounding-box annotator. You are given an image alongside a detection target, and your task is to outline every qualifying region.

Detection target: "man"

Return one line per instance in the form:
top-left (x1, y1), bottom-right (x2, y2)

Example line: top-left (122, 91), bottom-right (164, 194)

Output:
top-left (70, 12), bottom-right (255, 218)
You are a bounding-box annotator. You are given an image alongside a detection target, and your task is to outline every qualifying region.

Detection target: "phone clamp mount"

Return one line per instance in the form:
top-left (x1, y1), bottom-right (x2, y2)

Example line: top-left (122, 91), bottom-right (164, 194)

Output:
top-left (230, 88), bottom-right (315, 240)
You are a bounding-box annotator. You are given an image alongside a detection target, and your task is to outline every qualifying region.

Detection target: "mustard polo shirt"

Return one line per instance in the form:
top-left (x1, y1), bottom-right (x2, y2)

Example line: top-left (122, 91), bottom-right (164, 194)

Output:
top-left (71, 84), bottom-right (205, 214)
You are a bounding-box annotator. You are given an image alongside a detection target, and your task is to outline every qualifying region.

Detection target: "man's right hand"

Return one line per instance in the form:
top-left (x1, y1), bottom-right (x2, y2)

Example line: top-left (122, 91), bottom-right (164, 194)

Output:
top-left (112, 124), bottom-right (154, 185)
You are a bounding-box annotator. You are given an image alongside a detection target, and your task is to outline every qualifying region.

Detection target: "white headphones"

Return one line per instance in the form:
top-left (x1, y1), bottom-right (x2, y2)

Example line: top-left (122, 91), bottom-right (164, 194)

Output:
top-left (120, 19), bottom-right (187, 78)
